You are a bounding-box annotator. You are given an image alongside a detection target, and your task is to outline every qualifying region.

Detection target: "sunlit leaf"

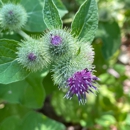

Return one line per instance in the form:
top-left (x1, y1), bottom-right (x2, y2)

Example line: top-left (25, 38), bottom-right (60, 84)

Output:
top-left (43, 0), bottom-right (62, 29)
top-left (0, 39), bottom-right (30, 84)
top-left (71, 0), bottom-right (98, 43)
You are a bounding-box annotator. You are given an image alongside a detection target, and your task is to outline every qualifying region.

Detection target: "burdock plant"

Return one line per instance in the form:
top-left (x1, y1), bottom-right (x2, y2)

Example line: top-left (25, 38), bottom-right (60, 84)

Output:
top-left (0, 0), bottom-right (99, 105)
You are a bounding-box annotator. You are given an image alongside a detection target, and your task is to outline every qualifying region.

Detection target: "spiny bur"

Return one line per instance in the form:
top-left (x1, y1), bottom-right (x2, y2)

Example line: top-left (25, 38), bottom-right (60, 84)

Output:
top-left (0, 3), bottom-right (27, 31)
top-left (42, 28), bottom-right (77, 61)
top-left (16, 38), bottom-right (50, 72)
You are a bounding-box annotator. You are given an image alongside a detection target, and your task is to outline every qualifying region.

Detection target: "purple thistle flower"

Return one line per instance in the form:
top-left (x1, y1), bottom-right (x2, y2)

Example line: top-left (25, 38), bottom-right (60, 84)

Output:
top-left (64, 69), bottom-right (99, 104)
top-left (51, 35), bottom-right (62, 46)
top-left (27, 53), bottom-right (36, 61)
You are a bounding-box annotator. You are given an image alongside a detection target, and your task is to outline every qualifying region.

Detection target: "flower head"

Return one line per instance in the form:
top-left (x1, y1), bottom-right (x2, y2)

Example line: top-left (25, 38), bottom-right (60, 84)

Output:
top-left (64, 69), bottom-right (99, 104)
top-left (16, 38), bottom-right (50, 72)
top-left (27, 53), bottom-right (37, 61)
top-left (42, 29), bottom-right (77, 60)
top-left (0, 3), bottom-right (27, 31)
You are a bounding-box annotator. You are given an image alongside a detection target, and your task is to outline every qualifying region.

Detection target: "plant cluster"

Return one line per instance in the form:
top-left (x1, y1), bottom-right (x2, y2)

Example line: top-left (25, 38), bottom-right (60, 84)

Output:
top-left (0, 0), bottom-right (129, 130)
top-left (0, 0), bottom-right (98, 104)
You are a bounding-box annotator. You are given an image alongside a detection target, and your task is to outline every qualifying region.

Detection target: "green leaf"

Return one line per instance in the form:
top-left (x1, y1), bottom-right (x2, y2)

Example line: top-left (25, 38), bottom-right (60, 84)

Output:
top-left (0, 71), bottom-right (48, 109)
top-left (95, 115), bottom-right (116, 127)
top-left (126, 114), bottom-right (130, 125)
top-left (0, 39), bottom-right (30, 84)
top-left (20, 0), bottom-right (47, 32)
top-left (0, 104), bottom-right (30, 122)
top-left (0, 116), bottom-right (21, 130)
top-left (43, 0), bottom-right (62, 29)
top-left (20, 111), bottom-right (66, 130)
top-left (93, 42), bottom-right (108, 75)
top-left (113, 64), bottom-right (125, 75)
top-left (53, 0), bottom-right (68, 17)
top-left (117, 112), bottom-right (127, 122)
top-left (71, 0), bottom-right (98, 43)
top-left (1, 103), bottom-right (72, 130)
top-left (120, 125), bottom-right (130, 130)
top-left (75, 0), bottom-right (85, 5)
top-left (98, 21), bottom-right (121, 59)
top-left (0, 72), bottom-right (47, 109)
top-left (0, 0), bottom-right (21, 5)
top-left (0, 104), bottom-right (65, 130)
top-left (99, 73), bottom-right (116, 85)
top-left (43, 73), bottom-right (57, 95)
top-left (0, 33), bottom-right (22, 42)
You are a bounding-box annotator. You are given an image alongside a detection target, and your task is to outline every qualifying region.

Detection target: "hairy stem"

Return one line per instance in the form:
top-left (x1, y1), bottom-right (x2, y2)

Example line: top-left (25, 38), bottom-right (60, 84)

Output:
top-left (17, 30), bottom-right (30, 39)
top-left (0, 0), bottom-right (3, 5)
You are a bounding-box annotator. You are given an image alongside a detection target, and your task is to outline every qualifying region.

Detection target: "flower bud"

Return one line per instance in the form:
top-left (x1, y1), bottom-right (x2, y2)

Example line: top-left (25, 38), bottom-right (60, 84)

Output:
top-left (16, 38), bottom-right (50, 72)
top-left (42, 29), bottom-right (76, 60)
top-left (0, 3), bottom-right (27, 31)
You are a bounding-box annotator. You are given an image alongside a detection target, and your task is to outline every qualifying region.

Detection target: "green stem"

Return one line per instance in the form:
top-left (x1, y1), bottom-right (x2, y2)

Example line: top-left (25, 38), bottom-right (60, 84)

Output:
top-left (17, 30), bottom-right (30, 39)
top-left (63, 18), bottom-right (73, 24)
top-left (0, 0), bottom-right (3, 5)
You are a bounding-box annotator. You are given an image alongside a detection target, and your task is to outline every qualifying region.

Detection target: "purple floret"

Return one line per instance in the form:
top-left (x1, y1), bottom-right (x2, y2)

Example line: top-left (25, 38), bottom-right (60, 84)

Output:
top-left (51, 35), bottom-right (62, 46)
top-left (8, 10), bottom-right (13, 15)
top-left (28, 53), bottom-right (36, 61)
top-left (64, 69), bottom-right (99, 104)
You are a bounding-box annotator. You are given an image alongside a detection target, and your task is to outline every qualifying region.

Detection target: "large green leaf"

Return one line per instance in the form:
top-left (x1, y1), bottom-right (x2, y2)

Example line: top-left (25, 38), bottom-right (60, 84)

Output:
top-left (0, 116), bottom-right (21, 130)
top-left (93, 42), bottom-right (108, 75)
top-left (20, 111), bottom-right (66, 130)
top-left (43, 73), bottom-right (57, 95)
top-left (53, 0), bottom-right (68, 17)
top-left (0, 104), bottom-right (65, 130)
top-left (0, 39), bottom-right (30, 84)
top-left (43, 0), bottom-right (62, 29)
top-left (95, 115), bottom-right (116, 127)
top-left (0, 72), bottom-right (47, 109)
top-left (98, 21), bottom-right (121, 59)
top-left (0, 104), bottom-right (30, 122)
top-left (0, 33), bottom-right (22, 42)
top-left (71, 0), bottom-right (98, 43)
top-left (20, 0), bottom-right (46, 32)
top-left (0, 0), bottom-right (21, 5)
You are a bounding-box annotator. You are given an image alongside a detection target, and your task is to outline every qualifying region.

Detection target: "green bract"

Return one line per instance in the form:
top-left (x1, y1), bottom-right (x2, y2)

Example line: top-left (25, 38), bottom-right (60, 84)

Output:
top-left (16, 38), bottom-right (50, 72)
top-left (0, 3), bottom-right (27, 31)
top-left (77, 42), bottom-right (95, 69)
